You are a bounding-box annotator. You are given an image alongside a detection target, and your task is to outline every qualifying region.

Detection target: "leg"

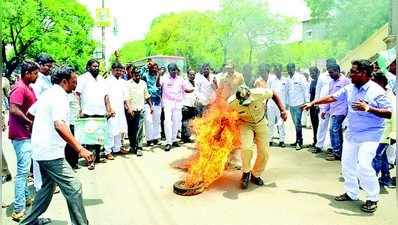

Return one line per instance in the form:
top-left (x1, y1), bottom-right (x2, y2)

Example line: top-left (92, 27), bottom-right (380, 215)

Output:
top-left (1, 154), bottom-right (11, 177)
top-left (153, 105), bottom-right (162, 140)
top-left (357, 142), bottom-right (380, 201)
top-left (20, 161), bottom-right (56, 225)
top-left (341, 137), bottom-right (359, 200)
top-left (252, 121), bottom-right (270, 177)
top-left (144, 104), bottom-right (154, 141)
top-left (33, 160), bottom-right (43, 191)
top-left (46, 159), bottom-right (89, 225)
top-left (316, 113), bottom-right (330, 149)
top-left (372, 143), bottom-right (388, 175)
top-left (163, 106), bottom-right (173, 145)
top-left (172, 107), bottom-right (182, 143)
top-left (181, 106), bottom-right (190, 141)
top-left (309, 107), bottom-right (319, 145)
top-left (112, 134), bottom-right (122, 153)
top-left (11, 140), bottom-right (32, 213)
top-left (136, 111), bottom-right (145, 148)
top-left (240, 124), bottom-right (254, 174)
top-left (126, 112), bottom-right (137, 150)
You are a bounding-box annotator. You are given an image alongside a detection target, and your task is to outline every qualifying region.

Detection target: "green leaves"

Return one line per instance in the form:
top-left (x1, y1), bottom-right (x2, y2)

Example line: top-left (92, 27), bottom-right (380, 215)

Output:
top-left (2, 0), bottom-right (95, 76)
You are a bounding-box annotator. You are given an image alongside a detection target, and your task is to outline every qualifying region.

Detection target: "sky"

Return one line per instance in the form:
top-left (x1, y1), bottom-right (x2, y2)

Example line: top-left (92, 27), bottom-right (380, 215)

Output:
top-left (78, 0), bottom-right (310, 58)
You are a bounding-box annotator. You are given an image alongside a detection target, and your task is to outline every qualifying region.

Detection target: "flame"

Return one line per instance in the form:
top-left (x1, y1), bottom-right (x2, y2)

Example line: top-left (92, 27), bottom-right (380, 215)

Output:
top-left (183, 91), bottom-right (242, 188)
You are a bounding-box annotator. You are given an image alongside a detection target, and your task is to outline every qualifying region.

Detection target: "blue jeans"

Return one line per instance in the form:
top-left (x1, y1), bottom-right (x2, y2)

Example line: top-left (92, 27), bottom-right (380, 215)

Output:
top-left (330, 115), bottom-right (345, 157)
top-left (21, 158), bottom-right (88, 225)
top-left (290, 106), bottom-right (303, 145)
top-left (372, 143), bottom-right (390, 178)
top-left (11, 139), bottom-right (33, 212)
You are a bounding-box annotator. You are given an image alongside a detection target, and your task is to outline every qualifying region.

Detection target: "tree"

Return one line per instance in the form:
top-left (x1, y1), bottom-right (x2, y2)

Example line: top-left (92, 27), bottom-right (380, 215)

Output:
top-left (117, 40), bottom-right (147, 64)
top-left (1, 0), bottom-right (95, 77)
top-left (304, 0), bottom-right (389, 50)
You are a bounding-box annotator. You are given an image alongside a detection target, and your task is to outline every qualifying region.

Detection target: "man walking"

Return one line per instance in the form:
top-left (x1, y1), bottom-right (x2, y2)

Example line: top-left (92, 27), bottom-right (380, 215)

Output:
top-left (156, 63), bottom-right (193, 151)
top-left (21, 66), bottom-right (94, 225)
top-left (125, 66), bottom-right (152, 156)
top-left (8, 60), bottom-right (38, 221)
top-left (303, 60), bottom-right (392, 213)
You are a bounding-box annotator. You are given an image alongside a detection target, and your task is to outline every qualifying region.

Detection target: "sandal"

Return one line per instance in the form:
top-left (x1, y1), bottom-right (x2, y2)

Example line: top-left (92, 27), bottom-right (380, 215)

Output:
top-left (335, 193), bottom-right (355, 201)
top-left (361, 200), bottom-right (377, 213)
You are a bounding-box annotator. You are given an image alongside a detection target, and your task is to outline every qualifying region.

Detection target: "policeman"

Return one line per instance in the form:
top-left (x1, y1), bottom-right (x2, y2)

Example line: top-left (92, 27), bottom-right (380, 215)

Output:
top-left (229, 86), bottom-right (287, 189)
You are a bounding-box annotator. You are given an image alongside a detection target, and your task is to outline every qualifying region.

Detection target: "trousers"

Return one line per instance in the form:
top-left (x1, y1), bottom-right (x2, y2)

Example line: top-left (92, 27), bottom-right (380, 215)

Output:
top-left (164, 104), bottom-right (182, 145)
top-left (144, 104), bottom-right (161, 141)
top-left (267, 105), bottom-right (285, 143)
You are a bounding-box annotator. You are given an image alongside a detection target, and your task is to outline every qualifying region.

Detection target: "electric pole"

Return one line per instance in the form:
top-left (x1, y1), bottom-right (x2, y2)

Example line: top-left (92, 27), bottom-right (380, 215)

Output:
top-left (101, 0), bottom-right (106, 61)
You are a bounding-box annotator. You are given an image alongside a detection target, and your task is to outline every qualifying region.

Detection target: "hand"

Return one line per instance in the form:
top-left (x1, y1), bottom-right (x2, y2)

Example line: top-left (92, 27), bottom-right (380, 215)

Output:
top-left (79, 110), bottom-right (84, 118)
top-left (390, 139), bottom-right (396, 145)
top-left (106, 110), bottom-right (116, 119)
top-left (320, 112), bottom-right (326, 120)
top-left (128, 110), bottom-right (134, 117)
top-left (150, 107), bottom-right (154, 114)
top-left (301, 102), bottom-right (313, 111)
top-left (79, 148), bottom-right (94, 163)
top-left (24, 120), bottom-right (33, 132)
top-left (352, 100), bottom-right (369, 112)
top-left (280, 110), bottom-right (288, 121)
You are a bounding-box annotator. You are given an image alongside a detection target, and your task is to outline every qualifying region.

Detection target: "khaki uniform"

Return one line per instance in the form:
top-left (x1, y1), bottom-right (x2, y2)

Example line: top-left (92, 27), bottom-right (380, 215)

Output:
top-left (229, 88), bottom-right (273, 177)
top-left (218, 72), bottom-right (245, 98)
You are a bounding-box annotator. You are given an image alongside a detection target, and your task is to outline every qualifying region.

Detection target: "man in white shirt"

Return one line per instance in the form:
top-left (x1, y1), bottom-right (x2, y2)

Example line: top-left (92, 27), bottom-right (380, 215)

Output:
top-left (195, 64), bottom-right (217, 116)
top-left (21, 67), bottom-right (93, 225)
top-left (286, 63), bottom-right (309, 150)
top-left (182, 69), bottom-right (198, 143)
top-left (103, 62), bottom-right (128, 160)
top-left (32, 53), bottom-right (54, 97)
top-left (267, 65), bottom-right (288, 147)
top-left (313, 59), bottom-right (335, 153)
top-left (76, 59), bottom-right (112, 169)
top-left (125, 66), bottom-right (152, 156)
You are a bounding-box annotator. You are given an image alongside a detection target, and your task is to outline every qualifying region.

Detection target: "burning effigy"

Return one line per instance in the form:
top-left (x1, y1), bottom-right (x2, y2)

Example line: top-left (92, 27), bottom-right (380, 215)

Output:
top-left (173, 91), bottom-right (242, 196)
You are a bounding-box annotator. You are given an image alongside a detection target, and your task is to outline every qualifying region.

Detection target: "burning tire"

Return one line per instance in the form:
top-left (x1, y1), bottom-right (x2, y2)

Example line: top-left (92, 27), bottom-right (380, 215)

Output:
top-left (173, 180), bottom-right (204, 196)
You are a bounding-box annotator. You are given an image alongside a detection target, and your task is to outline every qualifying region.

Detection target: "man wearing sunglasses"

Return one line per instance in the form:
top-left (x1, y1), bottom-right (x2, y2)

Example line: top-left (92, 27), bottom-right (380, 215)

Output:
top-left (302, 60), bottom-right (392, 213)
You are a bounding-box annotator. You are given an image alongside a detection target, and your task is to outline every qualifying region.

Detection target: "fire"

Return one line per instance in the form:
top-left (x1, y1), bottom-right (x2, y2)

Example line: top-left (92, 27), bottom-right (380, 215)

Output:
top-left (183, 91), bottom-right (242, 188)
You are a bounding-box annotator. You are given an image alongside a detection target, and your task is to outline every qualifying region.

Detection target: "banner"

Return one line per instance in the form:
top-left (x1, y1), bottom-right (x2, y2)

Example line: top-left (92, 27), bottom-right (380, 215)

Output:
top-left (96, 8), bottom-right (111, 27)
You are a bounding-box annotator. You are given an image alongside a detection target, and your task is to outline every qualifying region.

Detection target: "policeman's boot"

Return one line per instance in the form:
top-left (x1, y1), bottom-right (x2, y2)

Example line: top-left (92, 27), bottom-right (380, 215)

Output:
top-left (241, 172), bottom-right (251, 189)
top-left (250, 174), bottom-right (264, 186)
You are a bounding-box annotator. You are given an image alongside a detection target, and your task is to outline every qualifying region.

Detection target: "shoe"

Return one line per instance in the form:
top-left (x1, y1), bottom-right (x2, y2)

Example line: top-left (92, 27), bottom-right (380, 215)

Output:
top-left (241, 172), bottom-right (251, 189)
top-left (326, 148), bottom-right (333, 154)
top-left (295, 143), bottom-right (302, 151)
top-left (105, 153), bottom-right (114, 160)
top-left (311, 147), bottom-right (322, 153)
top-left (1, 174), bottom-right (12, 184)
top-left (361, 200), bottom-right (378, 213)
top-left (147, 140), bottom-right (154, 146)
top-left (269, 142), bottom-right (274, 147)
top-left (165, 144), bottom-right (172, 151)
top-left (172, 142), bottom-right (180, 147)
top-left (326, 153), bottom-right (341, 161)
top-left (379, 176), bottom-right (393, 188)
top-left (37, 218), bottom-right (52, 225)
top-left (120, 149), bottom-right (129, 155)
top-left (388, 163), bottom-right (395, 170)
top-left (11, 211), bottom-right (25, 222)
top-left (279, 142), bottom-right (286, 148)
top-left (136, 148), bottom-right (143, 157)
top-left (152, 139), bottom-right (159, 145)
top-left (183, 138), bottom-right (193, 143)
top-left (335, 193), bottom-right (356, 201)
top-left (54, 186), bottom-right (60, 194)
top-left (26, 197), bottom-right (33, 206)
top-left (391, 177), bottom-right (396, 188)
top-left (250, 175), bottom-right (264, 186)
top-left (88, 163), bottom-right (95, 170)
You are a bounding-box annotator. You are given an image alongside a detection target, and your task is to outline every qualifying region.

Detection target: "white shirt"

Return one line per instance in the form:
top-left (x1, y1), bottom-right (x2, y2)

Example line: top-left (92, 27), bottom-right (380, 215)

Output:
top-left (287, 72), bottom-right (309, 107)
top-left (32, 72), bottom-right (52, 98)
top-left (105, 75), bottom-right (128, 135)
top-left (267, 76), bottom-right (288, 108)
top-left (315, 72), bottom-right (332, 100)
top-left (30, 85), bottom-right (69, 161)
top-left (183, 81), bottom-right (197, 107)
top-left (194, 73), bottom-right (216, 105)
top-left (76, 72), bottom-right (106, 116)
top-left (126, 79), bottom-right (150, 111)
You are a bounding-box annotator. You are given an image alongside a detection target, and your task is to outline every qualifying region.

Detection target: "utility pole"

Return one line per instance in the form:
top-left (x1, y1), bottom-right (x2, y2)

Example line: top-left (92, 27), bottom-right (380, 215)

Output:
top-left (101, 0), bottom-right (106, 61)
top-left (385, 0), bottom-right (398, 49)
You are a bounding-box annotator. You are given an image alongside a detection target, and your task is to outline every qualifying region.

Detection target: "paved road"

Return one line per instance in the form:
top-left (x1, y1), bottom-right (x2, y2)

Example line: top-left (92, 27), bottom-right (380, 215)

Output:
top-left (1, 119), bottom-right (396, 225)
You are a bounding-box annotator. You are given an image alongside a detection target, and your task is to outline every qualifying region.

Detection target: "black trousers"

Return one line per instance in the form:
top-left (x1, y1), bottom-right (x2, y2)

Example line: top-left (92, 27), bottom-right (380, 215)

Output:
top-left (309, 106), bottom-right (320, 145)
top-left (65, 125), bottom-right (79, 168)
top-left (181, 106), bottom-right (198, 141)
top-left (126, 109), bottom-right (145, 151)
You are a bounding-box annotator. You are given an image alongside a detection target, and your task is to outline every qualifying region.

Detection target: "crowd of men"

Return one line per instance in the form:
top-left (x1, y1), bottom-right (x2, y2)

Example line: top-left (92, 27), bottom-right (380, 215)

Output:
top-left (0, 53), bottom-right (396, 223)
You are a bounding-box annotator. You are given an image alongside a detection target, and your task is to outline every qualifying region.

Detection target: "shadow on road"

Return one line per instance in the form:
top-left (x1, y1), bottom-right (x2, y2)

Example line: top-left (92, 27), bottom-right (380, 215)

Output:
top-left (287, 189), bottom-right (373, 217)
top-left (208, 172), bottom-right (278, 200)
top-left (83, 198), bottom-right (104, 206)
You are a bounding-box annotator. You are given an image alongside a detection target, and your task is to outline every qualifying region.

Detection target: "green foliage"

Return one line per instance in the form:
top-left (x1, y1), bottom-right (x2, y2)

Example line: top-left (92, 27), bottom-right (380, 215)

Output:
top-left (260, 40), bottom-right (348, 68)
top-left (304, 0), bottom-right (389, 50)
top-left (1, 0), bottom-right (96, 76)
top-left (118, 0), bottom-right (294, 71)
top-left (117, 40), bottom-right (147, 64)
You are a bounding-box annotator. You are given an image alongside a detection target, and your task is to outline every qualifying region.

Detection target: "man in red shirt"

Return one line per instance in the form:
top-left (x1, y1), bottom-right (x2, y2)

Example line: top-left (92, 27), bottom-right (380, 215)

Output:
top-left (8, 60), bottom-right (38, 221)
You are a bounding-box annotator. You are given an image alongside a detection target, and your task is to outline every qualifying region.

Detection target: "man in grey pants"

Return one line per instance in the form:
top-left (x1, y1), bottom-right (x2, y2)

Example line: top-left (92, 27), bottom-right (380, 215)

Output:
top-left (20, 67), bottom-right (94, 225)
